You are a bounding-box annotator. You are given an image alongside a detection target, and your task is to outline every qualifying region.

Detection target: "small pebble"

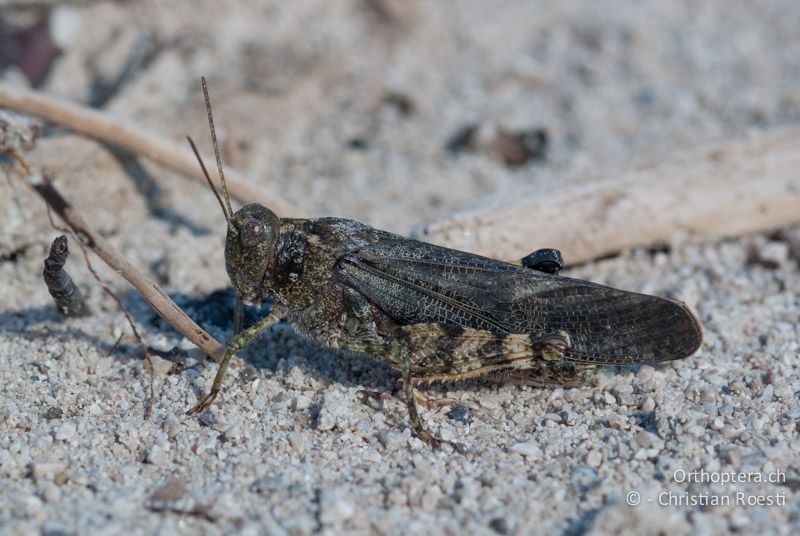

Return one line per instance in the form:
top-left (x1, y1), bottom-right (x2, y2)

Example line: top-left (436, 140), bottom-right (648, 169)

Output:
top-left (446, 404), bottom-right (472, 424)
top-left (294, 394), bottom-right (313, 411)
top-left (250, 475), bottom-right (284, 495)
top-left (54, 422), bottom-right (76, 442)
top-left (197, 412), bottom-right (215, 428)
top-left (510, 442), bottom-right (542, 459)
top-left (147, 477), bottom-right (189, 512)
top-left (489, 517), bottom-right (510, 535)
top-left (635, 431), bottom-right (655, 449)
top-left (377, 430), bottom-right (404, 452)
top-left (317, 393), bottom-right (347, 431)
top-left (42, 406), bottom-right (63, 420)
top-left (40, 481), bottom-right (62, 503)
top-left (756, 241), bottom-right (789, 268)
top-left (586, 451), bottom-right (602, 467)
top-left (28, 461), bottom-right (68, 480)
top-left (570, 465), bottom-right (600, 493)
top-left (146, 445), bottom-right (170, 466)
top-left (211, 416), bottom-right (231, 433)
top-left (288, 432), bottom-right (307, 454)
top-left (636, 366), bottom-right (655, 381)
top-left (320, 495), bottom-right (355, 525)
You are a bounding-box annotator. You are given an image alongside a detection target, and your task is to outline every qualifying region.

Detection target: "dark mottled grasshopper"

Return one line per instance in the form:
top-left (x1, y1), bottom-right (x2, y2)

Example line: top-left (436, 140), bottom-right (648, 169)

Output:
top-left (187, 80), bottom-right (703, 450)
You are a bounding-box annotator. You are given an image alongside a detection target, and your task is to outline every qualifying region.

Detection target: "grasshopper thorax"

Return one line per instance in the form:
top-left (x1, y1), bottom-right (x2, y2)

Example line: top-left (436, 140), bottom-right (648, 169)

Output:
top-left (225, 203), bottom-right (279, 306)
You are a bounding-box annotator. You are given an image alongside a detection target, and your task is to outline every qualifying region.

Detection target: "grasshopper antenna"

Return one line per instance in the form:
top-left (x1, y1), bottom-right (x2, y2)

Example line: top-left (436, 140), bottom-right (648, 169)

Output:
top-left (201, 76), bottom-right (234, 220)
top-left (195, 77), bottom-right (244, 335)
top-left (187, 136), bottom-right (229, 222)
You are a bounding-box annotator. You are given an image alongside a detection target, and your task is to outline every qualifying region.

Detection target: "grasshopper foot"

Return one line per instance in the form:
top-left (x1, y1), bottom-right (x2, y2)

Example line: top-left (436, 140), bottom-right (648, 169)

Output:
top-left (403, 379), bottom-right (466, 453)
top-left (412, 425), bottom-right (467, 454)
top-left (186, 390), bottom-right (219, 416)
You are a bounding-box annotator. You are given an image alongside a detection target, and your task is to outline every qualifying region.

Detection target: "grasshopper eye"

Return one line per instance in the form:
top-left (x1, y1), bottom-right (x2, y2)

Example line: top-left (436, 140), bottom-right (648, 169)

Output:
top-left (240, 217), bottom-right (266, 247)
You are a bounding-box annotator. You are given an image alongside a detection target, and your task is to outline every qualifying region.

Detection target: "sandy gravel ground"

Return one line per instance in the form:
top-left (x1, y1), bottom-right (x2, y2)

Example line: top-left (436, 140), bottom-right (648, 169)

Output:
top-left (1, 1), bottom-right (799, 534)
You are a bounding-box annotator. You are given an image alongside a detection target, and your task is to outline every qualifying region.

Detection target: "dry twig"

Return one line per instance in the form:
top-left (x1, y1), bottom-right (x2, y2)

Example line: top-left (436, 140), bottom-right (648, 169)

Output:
top-left (36, 182), bottom-right (158, 418)
top-left (415, 129), bottom-right (800, 264)
top-left (0, 83), bottom-right (299, 217)
top-left (78, 243), bottom-right (157, 419)
top-left (23, 170), bottom-right (225, 363)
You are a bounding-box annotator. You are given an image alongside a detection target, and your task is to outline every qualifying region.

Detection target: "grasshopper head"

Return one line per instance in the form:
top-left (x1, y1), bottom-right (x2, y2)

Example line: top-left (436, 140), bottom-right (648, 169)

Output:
top-left (225, 203), bottom-right (279, 306)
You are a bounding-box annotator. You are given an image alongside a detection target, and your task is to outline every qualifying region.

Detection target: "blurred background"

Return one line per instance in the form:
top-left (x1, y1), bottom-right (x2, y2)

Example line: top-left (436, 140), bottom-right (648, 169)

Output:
top-left (2, 0), bottom-right (799, 233)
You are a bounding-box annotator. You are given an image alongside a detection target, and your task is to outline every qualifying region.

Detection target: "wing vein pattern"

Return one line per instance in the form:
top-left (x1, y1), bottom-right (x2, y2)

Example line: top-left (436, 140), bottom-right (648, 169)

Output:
top-left (335, 238), bottom-right (702, 365)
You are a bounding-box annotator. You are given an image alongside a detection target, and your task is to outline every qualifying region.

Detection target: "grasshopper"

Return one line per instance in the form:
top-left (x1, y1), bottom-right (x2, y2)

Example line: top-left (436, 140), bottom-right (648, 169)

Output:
top-left (186, 80), bottom-right (703, 450)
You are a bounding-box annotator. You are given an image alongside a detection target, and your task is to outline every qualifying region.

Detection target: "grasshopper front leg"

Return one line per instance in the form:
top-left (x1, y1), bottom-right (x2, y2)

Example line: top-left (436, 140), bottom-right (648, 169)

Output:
top-left (187, 312), bottom-right (279, 415)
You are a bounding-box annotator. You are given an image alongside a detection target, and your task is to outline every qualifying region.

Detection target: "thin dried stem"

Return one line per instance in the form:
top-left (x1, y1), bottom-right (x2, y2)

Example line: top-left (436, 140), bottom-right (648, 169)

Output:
top-left (107, 332), bottom-right (125, 357)
top-left (0, 83), bottom-right (298, 216)
top-left (23, 170), bottom-right (226, 363)
top-left (39, 200), bottom-right (156, 418)
top-left (78, 244), bottom-right (156, 420)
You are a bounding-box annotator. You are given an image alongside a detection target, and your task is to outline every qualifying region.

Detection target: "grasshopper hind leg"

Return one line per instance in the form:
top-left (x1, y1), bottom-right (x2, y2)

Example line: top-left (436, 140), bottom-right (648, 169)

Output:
top-left (488, 362), bottom-right (596, 388)
top-left (400, 359), bottom-right (466, 453)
